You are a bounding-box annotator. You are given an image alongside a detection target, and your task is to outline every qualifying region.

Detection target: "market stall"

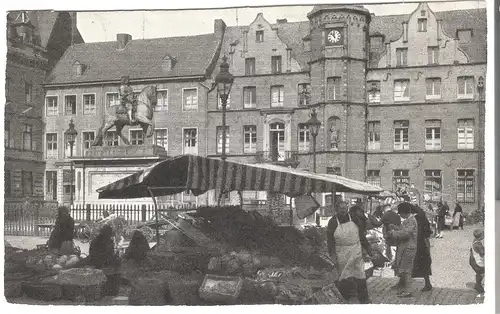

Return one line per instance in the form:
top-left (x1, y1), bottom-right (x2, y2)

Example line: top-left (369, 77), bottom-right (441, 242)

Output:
top-left (94, 154), bottom-right (383, 305)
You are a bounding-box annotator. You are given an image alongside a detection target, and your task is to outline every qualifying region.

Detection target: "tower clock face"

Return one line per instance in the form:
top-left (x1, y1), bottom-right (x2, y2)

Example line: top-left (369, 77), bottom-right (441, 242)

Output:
top-left (327, 29), bottom-right (342, 44)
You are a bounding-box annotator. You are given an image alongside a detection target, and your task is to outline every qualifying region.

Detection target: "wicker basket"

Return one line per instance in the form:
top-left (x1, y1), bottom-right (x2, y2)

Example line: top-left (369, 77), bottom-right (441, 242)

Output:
top-left (61, 283), bottom-right (103, 302)
top-left (4, 281), bottom-right (23, 298)
top-left (22, 281), bottom-right (63, 301)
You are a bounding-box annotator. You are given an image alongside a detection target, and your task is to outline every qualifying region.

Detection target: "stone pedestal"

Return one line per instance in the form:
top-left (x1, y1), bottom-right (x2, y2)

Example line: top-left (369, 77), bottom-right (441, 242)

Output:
top-left (71, 145), bottom-right (169, 205)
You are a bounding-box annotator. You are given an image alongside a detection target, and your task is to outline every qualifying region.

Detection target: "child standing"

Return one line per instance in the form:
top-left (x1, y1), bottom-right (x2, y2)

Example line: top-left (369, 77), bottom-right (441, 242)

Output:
top-left (469, 228), bottom-right (485, 293)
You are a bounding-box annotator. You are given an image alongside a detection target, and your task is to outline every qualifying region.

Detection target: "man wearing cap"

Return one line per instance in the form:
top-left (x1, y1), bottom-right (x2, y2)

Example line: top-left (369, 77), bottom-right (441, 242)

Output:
top-left (119, 76), bottom-right (135, 123)
top-left (470, 228), bottom-right (485, 293)
top-left (387, 202), bottom-right (418, 297)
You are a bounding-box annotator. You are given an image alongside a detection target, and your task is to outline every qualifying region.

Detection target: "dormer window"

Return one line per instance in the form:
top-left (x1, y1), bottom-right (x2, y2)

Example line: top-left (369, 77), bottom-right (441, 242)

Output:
top-left (370, 35), bottom-right (383, 49)
top-left (73, 61), bottom-right (85, 76)
top-left (418, 19), bottom-right (427, 32)
top-left (256, 30), bottom-right (264, 43)
top-left (162, 55), bottom-right (176, 71)
top-left (457, 29), bottom-right (473, 44)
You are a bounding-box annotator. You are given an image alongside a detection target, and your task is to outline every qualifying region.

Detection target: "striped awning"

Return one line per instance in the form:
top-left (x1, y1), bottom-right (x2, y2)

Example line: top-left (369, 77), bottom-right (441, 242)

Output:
top-left (97, 155), bottom-right (383, 199)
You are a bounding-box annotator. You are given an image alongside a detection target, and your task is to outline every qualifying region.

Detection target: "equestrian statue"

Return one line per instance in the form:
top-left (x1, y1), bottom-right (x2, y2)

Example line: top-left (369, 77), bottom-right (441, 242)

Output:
top-left (92, 76), bottom-right (157, 146)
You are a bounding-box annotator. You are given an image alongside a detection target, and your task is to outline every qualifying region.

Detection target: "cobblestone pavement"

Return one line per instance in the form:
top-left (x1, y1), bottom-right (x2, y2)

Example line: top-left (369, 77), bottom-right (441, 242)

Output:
top-left (367, 277), bottom-right (483, 305)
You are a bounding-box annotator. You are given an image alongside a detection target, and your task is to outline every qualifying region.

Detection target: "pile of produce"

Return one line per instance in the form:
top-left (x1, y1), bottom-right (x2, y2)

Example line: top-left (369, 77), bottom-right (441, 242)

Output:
top-left (188, 206), bottom-right (333, 270)
top-left (25, 253), bottom-right (81, 271)
top-left (207, 250), bottom-right (283, 276)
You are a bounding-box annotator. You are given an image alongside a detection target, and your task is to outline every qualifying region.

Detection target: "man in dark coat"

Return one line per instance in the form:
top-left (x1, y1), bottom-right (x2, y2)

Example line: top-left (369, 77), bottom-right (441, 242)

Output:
top-left (410, 204), bottom-right (433, 291)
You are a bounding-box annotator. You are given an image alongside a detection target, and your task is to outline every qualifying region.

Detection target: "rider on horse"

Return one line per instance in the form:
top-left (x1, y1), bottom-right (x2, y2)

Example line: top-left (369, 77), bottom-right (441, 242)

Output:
top-left (119, 76), bottom-right (136, 123)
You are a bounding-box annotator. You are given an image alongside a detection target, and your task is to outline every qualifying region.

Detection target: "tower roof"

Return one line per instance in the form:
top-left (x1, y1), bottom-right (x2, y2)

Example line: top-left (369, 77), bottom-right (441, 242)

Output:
top-left (307, 4), bottom-right (370, 18)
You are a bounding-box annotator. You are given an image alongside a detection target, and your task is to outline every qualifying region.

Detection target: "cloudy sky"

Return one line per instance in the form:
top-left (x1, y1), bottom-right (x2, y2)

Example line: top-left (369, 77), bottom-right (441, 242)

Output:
top-left (76, 0), bottom-right (487, 42)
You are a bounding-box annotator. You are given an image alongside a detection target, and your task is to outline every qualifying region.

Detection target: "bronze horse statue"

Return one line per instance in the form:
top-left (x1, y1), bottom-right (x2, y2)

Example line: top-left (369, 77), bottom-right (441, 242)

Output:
top-left (92, 85), bottom-right (157, 146)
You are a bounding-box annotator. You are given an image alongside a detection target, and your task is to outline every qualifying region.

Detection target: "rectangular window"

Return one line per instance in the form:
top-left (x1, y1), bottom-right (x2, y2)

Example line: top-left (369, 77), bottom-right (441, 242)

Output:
top-left (183, 88), bottom-right (198, 111)
top-left (106, 131), bottom-right (119, 146)
top-left (218, 94), bottom-right (231, 110)
top-left (216, 126), bottom-right (230, 154)
top-left (25, 81), bottom-right (33, 104)
top-left (394, 79), bottom-right (410, 101)
top-left (46, 171), bottom-right (57, 201)
top-left (457, 169), bottom-right (475, 203)
top-left (256, 30), bottom-right (264, 42)
top-left (82, 132), bottom-right (95, 153)
top-left (428, 46), bottom-right (439, 64)
top-left (46, 133), bottom-right (58, 159)
top-left (370, 36), bottom-right (382, 49)
top-left (426, 78), bottom-right (441, 99)
top-left (298, 83), bottom-right (311, 106)
top-left (367, 81), bottom-right (381, 103)
top-left (155, 129), bottom-right (168, 151)
top-left (243, 125), bottom-right (257, 154)
top-left (368, 121), bottom-right (381, 150)
top-left (393, 169), bottom-right (410, 191)
top-left (22, 171), bottom-right (33, 196)
top-left (394, 120), bottom-right (409, 150)
top-left (106, 93), bottom-right (120, 107)
top-left (65, 95), bottom-right (77, 115)
top-left (83, 94), bottom-right (96, 115)
top-left (245, 58), bottom-right (255, 75)
top-left (130, 130), bottom-right (144, 146)
top-left (457, 76), bottom-right (475, 100)
top-left (46, 96), bottom-right (58, 116)
top-left (243, 87), bottom-right (257, 108)
top-left (23, 124), bottom-right (33, 150)
top-left (367, 170), bottom-right (381, 187)
top-left (457, 119), bottom-right (474, 149)
top-left (396, 48), bottom-right (408, 66)
top-left (425, 120), bottom-right (442, 150)
top-left (183, 128), bottom-right (198, 155)
top-left (270, 86), bottom-right (284, 107)
top-left (156, 90), bottom-right (168, 111)
top-left (424, 170), bottom-right (442, 202)
top-left (5, 120), bottom-right (11, 148)
top-left (326, 167), bottom-right (341, 175)
top-left (457, 29), bottom-right (472, 44)
top-left (418, 18), bottom-right (427, 32)
top-left (327, 77), bottom-right (341, 101)
top-left (298, 124), bottom-right (310, 152)
top-left (271, 56), bottom-right (282, 74)
top-left (5, 170), bottom-right (11, 197)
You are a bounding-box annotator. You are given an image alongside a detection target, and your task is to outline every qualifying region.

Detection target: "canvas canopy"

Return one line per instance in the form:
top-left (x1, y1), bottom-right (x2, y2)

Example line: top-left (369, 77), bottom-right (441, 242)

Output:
top-left (97, 155), bottom-right (383, 199)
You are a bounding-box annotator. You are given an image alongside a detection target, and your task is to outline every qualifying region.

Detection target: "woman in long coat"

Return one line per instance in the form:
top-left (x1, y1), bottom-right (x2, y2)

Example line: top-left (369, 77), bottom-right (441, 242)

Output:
top-left (410, 204), bottom-right (433, 291)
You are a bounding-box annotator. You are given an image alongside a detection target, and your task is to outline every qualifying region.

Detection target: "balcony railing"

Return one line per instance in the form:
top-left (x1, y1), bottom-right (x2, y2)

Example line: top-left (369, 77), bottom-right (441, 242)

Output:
top-left (255, 150), bottom-right (298, 166)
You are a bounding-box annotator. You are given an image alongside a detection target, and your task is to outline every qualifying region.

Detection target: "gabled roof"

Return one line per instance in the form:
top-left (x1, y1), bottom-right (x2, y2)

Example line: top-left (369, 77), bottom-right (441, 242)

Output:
top-left (46, 33), bottom-right (220, 85)
top-left (370, 8), bottom-right (486, 62)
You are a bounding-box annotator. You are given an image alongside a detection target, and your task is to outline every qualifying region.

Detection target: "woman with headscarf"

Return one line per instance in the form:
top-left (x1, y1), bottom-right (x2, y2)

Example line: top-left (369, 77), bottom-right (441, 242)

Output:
top-left (88, 225), bottom-right (120, 269)
top-left (327, 201), bottom-right (374, 304)
top-left (452, 202), bottom-right (464, 230)
top-left (387, 202), bottom-right (418, 297)
top-left (47, 206), bottom-right (75, 251)
top-left (410, 204), bottom-right (433, 291)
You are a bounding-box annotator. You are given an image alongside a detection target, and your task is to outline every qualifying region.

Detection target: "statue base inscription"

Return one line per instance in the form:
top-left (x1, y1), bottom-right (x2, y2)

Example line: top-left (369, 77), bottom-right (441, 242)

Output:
top-left (84, 144), bottom-right (168, 159)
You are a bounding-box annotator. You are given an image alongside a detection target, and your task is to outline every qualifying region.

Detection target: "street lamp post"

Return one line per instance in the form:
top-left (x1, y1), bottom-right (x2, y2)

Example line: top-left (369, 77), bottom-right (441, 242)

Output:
top-left (215, 55), bottom-right (234, 161)
top-left (305, 108), bottom-right (322, 173)
top-left (65, 119), bottom-right (77, 208)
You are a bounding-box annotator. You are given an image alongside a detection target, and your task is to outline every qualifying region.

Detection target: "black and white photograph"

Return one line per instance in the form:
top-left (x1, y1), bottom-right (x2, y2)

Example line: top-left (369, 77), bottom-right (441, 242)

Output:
top-left (2, 0), bottom-right (494, 309)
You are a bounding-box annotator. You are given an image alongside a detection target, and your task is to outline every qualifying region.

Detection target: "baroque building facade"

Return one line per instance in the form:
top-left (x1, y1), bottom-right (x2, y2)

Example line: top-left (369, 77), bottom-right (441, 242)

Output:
top-left (42, 3), bottom-right (485, 213)
top-left (5, 11), bottom-right (82, 205)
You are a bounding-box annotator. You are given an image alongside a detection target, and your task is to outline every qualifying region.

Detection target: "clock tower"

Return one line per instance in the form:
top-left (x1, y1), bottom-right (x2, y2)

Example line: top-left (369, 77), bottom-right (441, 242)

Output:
top-left (306, 5), bottom-right (371, 182)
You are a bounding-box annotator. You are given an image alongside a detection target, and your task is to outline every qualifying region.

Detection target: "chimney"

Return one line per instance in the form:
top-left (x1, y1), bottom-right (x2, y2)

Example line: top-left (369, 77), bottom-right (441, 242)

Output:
top-left (276, 18), bottom-right (287, 24)
top-left (436, 19), bottom-right (442, 41)
top-left (69, 12), bottom-right (79, 45)
top-left (214, 19), bottom-right (226, 39)
top-left (117, 33), bottom-right (132, 49)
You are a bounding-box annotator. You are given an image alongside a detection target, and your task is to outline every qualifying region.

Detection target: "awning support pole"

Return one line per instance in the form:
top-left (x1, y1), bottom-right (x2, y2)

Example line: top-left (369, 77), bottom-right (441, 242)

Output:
top-left (147, 187), bottom-right (161, 248)
top-left (331, 185), bottom-right (336, 215)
